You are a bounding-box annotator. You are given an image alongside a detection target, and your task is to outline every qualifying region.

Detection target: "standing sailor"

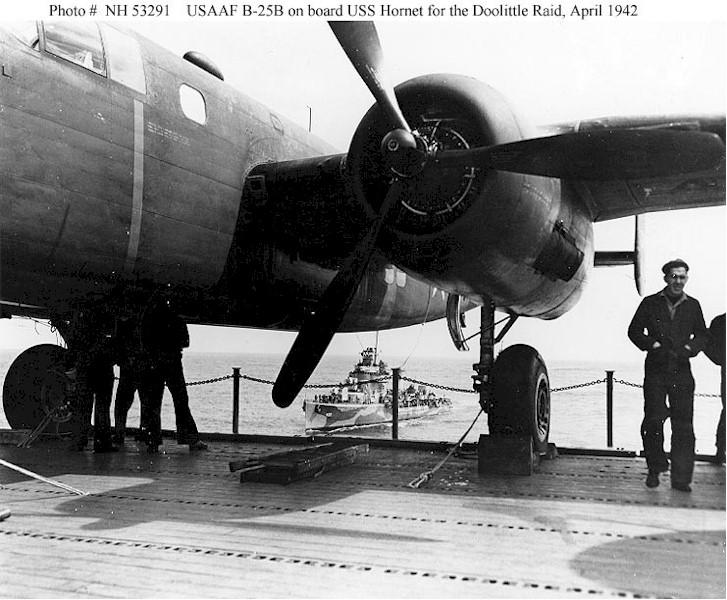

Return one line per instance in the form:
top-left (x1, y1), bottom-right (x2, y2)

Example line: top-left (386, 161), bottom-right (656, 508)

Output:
top-left (66, 304), bottom-right (118, 453)
top-left (112, 301), bottom-right (143, 445)
top-left (156, 302), bottom-right (207, 451)
top-left (628, 259), bottom-right (708, 491)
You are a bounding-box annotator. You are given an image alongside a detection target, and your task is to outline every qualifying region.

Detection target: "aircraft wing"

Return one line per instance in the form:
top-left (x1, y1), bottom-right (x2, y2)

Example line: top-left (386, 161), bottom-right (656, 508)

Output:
top-left (542, 115), bottom-right (726, 222)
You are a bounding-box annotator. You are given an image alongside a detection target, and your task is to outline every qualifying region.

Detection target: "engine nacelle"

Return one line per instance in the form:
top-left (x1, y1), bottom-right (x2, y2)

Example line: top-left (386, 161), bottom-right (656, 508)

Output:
top-left (346, 74), bottom-right (594, 319)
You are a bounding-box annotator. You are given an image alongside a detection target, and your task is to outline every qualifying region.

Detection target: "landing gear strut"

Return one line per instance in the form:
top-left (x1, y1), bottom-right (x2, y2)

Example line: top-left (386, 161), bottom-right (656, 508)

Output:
top-left (472, 302), bottom-right (552, 473)
top-left (2, 344), bottom-right (73, 434)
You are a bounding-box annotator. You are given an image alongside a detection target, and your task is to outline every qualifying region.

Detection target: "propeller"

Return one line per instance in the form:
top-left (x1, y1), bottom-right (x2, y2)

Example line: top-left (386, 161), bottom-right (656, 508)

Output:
top-left (272, 181), bottom-right (404, 407)
top-left (435, 128), bottom-right (726, 181)
top-left (634, 214), bottom-right (645, 296)
top-left (329, 21), bottom-right (410, 133)
top-left (329, 21), bottom-right (427, 178)
top-left (272, 22), bottom-right (414, 408)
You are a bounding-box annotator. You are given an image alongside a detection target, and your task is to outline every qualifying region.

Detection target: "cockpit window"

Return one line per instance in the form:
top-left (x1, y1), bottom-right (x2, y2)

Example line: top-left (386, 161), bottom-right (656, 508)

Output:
top-left (101, 25), bottom-right (146, 94)
top-left (43, 22), bottom-right (106, 75)
top-left (6, 21), bottom-right (40, 49)
top-left (179, 84), bottom-right (206, 124)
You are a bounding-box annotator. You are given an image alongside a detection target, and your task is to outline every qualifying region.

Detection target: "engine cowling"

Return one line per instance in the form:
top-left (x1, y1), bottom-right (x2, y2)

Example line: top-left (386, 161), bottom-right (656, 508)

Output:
top-left (346, 74), bottom-right (593, 319)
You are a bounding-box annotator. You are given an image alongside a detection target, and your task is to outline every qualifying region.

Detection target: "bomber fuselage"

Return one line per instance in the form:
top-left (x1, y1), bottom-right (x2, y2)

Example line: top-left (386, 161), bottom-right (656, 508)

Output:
top-left (0, 22), bottom-right (450, 331)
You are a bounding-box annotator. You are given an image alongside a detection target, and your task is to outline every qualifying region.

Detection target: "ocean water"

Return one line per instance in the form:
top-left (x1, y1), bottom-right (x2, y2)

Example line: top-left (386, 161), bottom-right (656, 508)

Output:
top-left (0, 349), bottom-right (723, 454)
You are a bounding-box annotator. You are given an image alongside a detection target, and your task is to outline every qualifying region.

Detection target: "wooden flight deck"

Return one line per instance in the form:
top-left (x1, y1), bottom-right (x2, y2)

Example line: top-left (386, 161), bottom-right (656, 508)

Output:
top-left (0, 432), bottom-right (724, 598)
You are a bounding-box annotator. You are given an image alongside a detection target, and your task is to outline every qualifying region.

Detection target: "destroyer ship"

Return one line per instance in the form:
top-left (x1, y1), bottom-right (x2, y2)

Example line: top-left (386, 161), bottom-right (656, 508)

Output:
top-left (303, 348), bottom-right (451, 431)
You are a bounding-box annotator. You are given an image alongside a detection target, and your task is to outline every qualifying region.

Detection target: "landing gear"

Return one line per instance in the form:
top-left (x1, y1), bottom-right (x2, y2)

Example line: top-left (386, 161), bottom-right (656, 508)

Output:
top-left (2, 344), bottom-right (72, 433)
top-left (471, 303), bottom-right (553, 473)
top-left (489, 344), bottom-right (550, 454)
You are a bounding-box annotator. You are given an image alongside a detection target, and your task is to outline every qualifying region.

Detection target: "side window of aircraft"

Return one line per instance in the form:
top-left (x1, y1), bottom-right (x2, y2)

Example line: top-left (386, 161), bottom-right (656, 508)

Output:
top-left (6, 21), bottom-right (40, 49)
top-left (101, 25), bottom-right (146, 94)
top-left (43, 22), bottom-right (106, 75)
top-left (179, 84), bottom-right (206, 124)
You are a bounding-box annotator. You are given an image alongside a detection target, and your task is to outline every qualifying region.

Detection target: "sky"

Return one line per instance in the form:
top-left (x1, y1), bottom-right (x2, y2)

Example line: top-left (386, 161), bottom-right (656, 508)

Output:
top-left (0, 3), bottom-right (725, 372)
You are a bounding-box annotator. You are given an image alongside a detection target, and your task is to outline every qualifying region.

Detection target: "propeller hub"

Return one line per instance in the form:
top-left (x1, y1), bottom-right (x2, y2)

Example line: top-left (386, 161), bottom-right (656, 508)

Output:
top-left (380, 128), bottom-right (429, 178)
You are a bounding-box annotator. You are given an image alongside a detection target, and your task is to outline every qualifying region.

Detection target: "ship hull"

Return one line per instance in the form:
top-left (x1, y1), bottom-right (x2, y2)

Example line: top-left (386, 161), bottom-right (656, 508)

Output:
top-left (304, 400), bottom-right (449, 431)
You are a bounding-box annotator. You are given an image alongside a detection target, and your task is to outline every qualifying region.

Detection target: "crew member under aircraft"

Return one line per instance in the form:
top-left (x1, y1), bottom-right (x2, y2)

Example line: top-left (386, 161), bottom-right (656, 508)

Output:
top-left (156, 302), bottom-right (208, 451)
top-left (134, 302), bottom-right (166, 454)
top-left (112, 303), bottom-right (144, 445)
top-left (66, 305), bottom-right (118, 453)
top-left (628, 259), bottom-right (708, 492)
top-left (133, 299), bottom-right (207, 453)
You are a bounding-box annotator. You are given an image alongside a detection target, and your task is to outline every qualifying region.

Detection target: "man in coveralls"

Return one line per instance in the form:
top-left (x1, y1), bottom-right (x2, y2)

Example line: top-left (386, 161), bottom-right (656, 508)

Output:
top-left (156, 301), bottom-right (207, 450)
top-left (66, 305), bottom-right (118, 452)
top-left (135, 299), bottom-right (207, 452)
top-left (112, 302), bottom-right (144, 444)
top-left (628, 259), bottom-right (708, 491)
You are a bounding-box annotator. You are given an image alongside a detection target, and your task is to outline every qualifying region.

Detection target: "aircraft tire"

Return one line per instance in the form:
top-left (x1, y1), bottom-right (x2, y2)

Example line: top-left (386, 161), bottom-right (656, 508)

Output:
top-left (488, 344), bottom-right (550, 454)
top-left (2, 344), bottom-right (73, 432)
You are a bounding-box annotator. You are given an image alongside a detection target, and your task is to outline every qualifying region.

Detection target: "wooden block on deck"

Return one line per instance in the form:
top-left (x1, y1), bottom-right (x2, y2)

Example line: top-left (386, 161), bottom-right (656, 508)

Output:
top-left (229, 443), bottom-right (335, 473)
top-left (233, 443), bottom-right (369, 485)
top-left (477, 434), bottom-right (535, 476)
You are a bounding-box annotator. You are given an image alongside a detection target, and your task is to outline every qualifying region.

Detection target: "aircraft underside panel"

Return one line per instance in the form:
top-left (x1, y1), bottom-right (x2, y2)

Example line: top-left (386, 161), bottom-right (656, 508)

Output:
top-left (0, 104), bottom-right (134, 307)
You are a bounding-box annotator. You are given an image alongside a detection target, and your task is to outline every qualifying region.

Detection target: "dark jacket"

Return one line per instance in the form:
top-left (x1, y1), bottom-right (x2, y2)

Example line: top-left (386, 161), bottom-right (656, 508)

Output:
top-left (141, 304), bottom-right (189, 357)
top-left (66, 306), bottom-right (117, 369)
top-left (628, 289), bottom-right (708, 373)
top-left (705, 313), bottom-right (725, 367)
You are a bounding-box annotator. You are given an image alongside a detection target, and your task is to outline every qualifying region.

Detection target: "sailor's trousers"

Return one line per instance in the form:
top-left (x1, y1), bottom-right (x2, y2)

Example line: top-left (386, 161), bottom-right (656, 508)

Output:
top-left (641, 365), bottom-right (695, 485)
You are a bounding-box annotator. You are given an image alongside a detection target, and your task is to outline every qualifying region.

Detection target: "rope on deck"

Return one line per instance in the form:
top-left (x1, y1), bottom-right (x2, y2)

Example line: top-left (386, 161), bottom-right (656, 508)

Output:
top-left (407, 408), bottom-right (484, 489)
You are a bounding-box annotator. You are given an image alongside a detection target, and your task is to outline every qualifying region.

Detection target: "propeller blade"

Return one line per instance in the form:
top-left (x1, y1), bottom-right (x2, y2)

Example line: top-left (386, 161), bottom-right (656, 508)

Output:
top-left (272, 180), bottom-right (405, 408)
top-left (634, 214), bottom-right (645, 296)
top-left (437, 129), bottom-right (725, 181)
top-left (329, 21), bottom-right (410, 132)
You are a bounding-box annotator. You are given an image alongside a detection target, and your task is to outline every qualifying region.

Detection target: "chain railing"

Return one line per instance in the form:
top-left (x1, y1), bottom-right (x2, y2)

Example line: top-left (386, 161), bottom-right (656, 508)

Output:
top-left (185, 367), bottom-right (722, 444)
top-left (186, 374), bottom-right (235, 386)
top-left (188, 371), bottom-right (720, 397)
top-left (551, 378), bottom-right (606, 393)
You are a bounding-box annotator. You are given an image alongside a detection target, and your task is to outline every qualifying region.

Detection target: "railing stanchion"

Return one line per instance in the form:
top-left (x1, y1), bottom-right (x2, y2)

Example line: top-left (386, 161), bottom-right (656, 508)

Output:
top-left (392, 368), bottom-right (400, 440)
top-left (606, 370), bottom-right (614, 448)
top-left (232, 367), bottom-right (241, 434)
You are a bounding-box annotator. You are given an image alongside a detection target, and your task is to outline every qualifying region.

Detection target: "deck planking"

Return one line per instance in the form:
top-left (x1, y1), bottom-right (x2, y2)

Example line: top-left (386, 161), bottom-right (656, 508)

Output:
top-left (0, 433), bottom-right (724, 598)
